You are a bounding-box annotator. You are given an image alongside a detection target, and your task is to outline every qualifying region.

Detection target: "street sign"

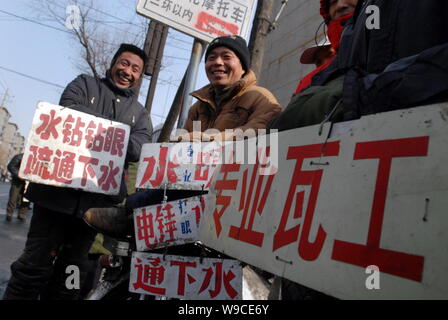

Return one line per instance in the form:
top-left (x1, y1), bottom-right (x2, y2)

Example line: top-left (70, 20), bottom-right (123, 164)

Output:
top-left (129, 252), bottom-right (243, 299)
top-left (19, 101), bottom-right (130, 195)
top-left (136, 0), bottom-right (256, 42)
top-left (199, 103), bottom-right (448, 299)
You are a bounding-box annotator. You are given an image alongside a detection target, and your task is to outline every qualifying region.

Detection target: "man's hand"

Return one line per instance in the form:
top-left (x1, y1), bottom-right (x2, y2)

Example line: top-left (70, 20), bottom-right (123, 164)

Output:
top-left (171, 131), bottom-right (216, 142)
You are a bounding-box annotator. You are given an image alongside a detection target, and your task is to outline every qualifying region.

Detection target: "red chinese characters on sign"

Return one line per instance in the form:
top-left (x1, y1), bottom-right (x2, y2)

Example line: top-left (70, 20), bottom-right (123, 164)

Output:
top-left (139, 146), bottom-right (180, 188)
top-left (136, 204), bottom-right (178, 248)
top-left (213, 160), bottom-right (240, 237)
top-left (228, 147), bottom-right (276, 247)
top-left (130, 253), bottom-right (241, 299)
top-left (78, 155), bottom-right (99, 186)
top-left (23, 145), bottom-right (76, 184)
top-left (195, 11), bottom-right (238, 36)
top-left (171, 260), bottom-right (197, 296)
top-left (133, 257), bottom-right (166, 295)
top-left (62, 115), bottom-right (85, 147)
top-left (199, 262), bottom-right (238, 299)
top-left (194, 147), bottom-right (222, 188)
top-left (36, 109), bottom-right (62, 140)
top-left (192, 196), bottom-right (205, 227)
top-left (98, 160), bottom-right (120, 191)
top-left (273, 142), bottom-right (340, 261)
top-left (23, 144), bottom-right (121, 190)
top-left (35, 109), bottom-right (126, 156)
top-left (331, 137), bottom-right (428, 282)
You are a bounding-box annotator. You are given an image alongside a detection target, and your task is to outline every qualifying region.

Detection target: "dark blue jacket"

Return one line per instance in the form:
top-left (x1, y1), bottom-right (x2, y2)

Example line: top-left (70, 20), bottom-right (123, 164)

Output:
top-left (26, 74), bottom-right (152, 217)
top-left (312, 0), bottom-right (448, 120)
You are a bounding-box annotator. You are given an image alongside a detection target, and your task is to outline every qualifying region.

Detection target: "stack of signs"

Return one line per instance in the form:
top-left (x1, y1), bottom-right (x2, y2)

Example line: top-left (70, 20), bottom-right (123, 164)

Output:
top-left (130, 141), bottom-right (243, 299)
top-left (19, 102), bottom-right (130, 195)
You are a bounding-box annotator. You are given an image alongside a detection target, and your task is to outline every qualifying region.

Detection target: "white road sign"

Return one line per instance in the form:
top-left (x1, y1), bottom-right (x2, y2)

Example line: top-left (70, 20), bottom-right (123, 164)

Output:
top-left (19, 101), bottom-right (130, 195)
top-left (136, 0), bottom-right (256, 42)
top-left (199, 104), bottom-right (448, 299)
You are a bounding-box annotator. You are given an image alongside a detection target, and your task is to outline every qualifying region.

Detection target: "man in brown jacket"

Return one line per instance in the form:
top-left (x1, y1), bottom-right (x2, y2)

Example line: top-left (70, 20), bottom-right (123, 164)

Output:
top-left (179, 35), bottom-right (281, 142)
top-left (83, 35), bottom-right (281, 235)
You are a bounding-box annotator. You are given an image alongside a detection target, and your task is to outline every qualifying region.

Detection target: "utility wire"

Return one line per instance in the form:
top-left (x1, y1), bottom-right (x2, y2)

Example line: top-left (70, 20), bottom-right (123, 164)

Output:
top-left (0, 65), bottom-right (65, 89)
top-left (0, 8), bottom-right (190, 53)
top-left (0, 9), bottom-right (71, 34)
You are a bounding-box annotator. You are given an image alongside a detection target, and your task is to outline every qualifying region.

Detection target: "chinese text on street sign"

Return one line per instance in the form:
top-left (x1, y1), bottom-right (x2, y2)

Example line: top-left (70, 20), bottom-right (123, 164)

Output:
top-left (136, 0), bottom-right (256, 42)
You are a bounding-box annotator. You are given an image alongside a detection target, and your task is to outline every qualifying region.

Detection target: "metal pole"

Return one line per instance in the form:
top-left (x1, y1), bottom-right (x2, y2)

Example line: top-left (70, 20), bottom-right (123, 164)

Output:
top-left (176, 38), bottom-right (206, 129)
top-left (144, 24), bottom-right (169, 113)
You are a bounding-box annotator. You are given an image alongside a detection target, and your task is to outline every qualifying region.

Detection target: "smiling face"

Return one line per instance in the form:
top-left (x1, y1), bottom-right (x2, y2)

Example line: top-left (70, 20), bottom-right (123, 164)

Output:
top-left (329, 0), bottom-right (358, 20)
top-left (205, 46), bottom-right (245, 89)
top-left (109, 51), bottom-right (144, 89)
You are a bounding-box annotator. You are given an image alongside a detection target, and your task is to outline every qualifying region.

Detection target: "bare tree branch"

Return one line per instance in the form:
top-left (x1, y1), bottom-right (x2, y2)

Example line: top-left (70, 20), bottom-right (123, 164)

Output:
top-left (30, 0), bottom-right (147, 78)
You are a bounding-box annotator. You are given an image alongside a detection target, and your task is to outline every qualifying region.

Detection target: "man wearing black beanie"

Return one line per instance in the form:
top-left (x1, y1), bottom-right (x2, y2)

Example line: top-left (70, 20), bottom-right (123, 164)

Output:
top-left (182, 35), bottom-right (281, 142)
top-left (82, 35), bottom-right (282, 237)
top-left (3, 43), bottom-right (152, 300)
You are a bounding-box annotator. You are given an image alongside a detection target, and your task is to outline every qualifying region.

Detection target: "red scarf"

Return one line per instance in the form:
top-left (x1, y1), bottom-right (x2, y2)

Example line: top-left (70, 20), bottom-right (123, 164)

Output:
top-left (327, 13), bottom-right (353, 51)
top-left (294, 13), bottom-right (353, 95)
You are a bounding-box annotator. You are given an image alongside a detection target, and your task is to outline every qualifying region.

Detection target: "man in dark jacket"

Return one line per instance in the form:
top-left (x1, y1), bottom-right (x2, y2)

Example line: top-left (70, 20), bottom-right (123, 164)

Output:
top-left (269, 0), bottom-right (448, 131)
top-left (81, 35), bottom-right (281, 237)
top-left (5, 153), bottom-right (29, 221)
top-left (268, 0), bottom-right (448, 301)
top-left (3, 44), bottom-right (152, 300)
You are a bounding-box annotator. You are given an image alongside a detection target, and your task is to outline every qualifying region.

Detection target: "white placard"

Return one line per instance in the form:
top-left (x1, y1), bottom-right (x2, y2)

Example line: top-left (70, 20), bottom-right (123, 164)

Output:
top-left (134, 196), bottom-right (205, 251)
top-left (135, 142), bottom-right (223, 190)
top-left (19, 102), bottom-right (130, 195)
top-left (129, 252), bottom-right (242, 300)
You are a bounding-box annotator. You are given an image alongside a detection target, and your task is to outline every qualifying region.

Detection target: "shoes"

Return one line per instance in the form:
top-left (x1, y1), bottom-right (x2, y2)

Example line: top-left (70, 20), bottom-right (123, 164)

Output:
top-left (6, 214), bottom-right (12, 222)
top-left (83, 205), bottom-right (133, 239)
top-left (17, 212), bottom-right (26, 221)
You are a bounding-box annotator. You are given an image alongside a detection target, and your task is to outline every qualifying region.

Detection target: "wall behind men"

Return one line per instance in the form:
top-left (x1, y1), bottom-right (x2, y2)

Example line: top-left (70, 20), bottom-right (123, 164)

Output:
top-left (258, 0), bottom-right (324, 108)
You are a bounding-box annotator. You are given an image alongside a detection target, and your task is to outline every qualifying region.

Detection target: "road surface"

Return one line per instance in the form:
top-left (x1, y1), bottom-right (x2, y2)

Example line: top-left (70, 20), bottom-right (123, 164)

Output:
top-left (0, 182), bottom-right (32, 298)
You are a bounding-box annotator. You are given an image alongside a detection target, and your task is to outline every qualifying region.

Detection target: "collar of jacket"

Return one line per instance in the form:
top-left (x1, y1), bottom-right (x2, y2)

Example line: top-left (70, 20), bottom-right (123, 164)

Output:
top-left (327, 13), bottom-right (354, 52)
top-left (103, 72), bottom-right (139, 98)
top-left (190, 70), bottom-right (257, 110)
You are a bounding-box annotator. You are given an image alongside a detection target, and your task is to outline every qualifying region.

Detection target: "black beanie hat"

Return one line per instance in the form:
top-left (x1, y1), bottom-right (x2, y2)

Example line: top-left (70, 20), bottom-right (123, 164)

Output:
top-left (205, 35), bottom-right (251, 71)
top-left (110, 43), bottom-right (147, 73)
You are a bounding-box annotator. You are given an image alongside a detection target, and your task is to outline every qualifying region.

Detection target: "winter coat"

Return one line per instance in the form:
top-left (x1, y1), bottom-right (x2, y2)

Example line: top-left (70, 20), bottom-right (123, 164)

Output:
top-left (25, 74), bottom-right (152, 218)
top-left (184, 70), bottom-right (281, 134)
top-left (313, 0), bottom-right (448, 120)
top-left (7, 153), bottom-right (24, 183)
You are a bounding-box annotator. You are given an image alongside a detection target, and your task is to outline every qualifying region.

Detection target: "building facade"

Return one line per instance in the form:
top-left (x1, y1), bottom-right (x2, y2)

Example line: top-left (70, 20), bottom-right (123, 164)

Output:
top-left (257, 0), bottom-right (324, 108)
top-left (0, 106), bottom-right (24, 173)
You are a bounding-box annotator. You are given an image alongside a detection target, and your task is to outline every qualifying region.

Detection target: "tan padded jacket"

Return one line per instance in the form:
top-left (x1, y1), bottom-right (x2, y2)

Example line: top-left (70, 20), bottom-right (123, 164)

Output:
top-left (184, 70), bottom-right (281, 135)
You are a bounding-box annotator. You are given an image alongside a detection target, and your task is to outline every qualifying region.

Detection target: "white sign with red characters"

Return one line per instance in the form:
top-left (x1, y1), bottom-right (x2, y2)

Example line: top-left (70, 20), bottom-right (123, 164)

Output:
top-left (19, 102), bottom-right (130, 195)
top-left (134, 196), bottom-right (205, 251)
top-left (129, 252), bottom-right (242, 300)
top-left (136, 0), bottom-right (255, 42)
top-left (135, 142), bottom-right (223, 190)
top-left (199, 104), bottom-right (448, 299)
